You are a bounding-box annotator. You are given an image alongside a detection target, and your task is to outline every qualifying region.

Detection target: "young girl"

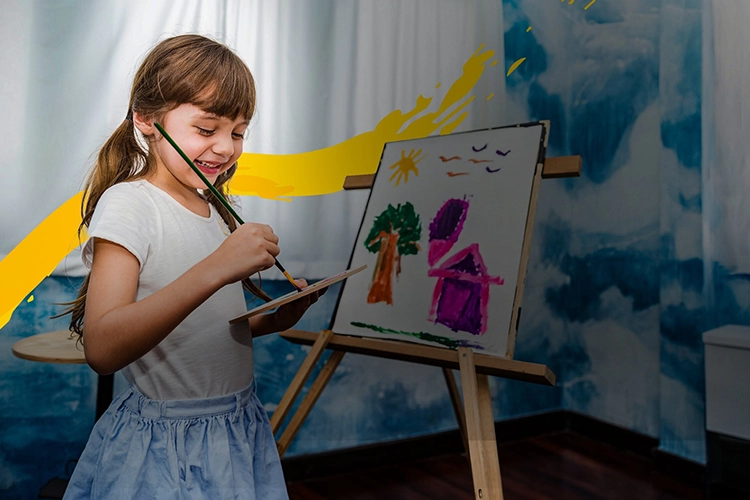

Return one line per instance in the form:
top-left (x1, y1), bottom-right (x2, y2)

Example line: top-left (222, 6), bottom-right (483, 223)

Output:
top-left (62, 34), bottom-right (318, 499)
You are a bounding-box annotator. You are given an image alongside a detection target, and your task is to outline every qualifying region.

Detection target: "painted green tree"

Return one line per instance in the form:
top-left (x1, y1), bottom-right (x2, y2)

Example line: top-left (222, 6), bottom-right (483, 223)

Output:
top-left (364, 202), bottom-right (422, 304)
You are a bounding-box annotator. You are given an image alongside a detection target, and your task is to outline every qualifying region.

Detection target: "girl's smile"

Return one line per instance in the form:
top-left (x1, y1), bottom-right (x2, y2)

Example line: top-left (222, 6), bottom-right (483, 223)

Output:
top-left (194, 159), bottom-right (225, 176)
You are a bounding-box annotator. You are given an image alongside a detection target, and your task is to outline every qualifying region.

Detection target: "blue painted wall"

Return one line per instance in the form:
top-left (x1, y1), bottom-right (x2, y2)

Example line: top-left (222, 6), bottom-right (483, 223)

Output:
top-left (502, 0), bottom-right (708, 462)
top-left (503, 0), bottom-right (663, 444)
top-left (0, 277), bottom-right (95, 499)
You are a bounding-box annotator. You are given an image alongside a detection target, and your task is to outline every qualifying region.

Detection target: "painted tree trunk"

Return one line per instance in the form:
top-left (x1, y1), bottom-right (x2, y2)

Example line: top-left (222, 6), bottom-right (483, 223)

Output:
top-left (367, 231), bottom-right (399, 304)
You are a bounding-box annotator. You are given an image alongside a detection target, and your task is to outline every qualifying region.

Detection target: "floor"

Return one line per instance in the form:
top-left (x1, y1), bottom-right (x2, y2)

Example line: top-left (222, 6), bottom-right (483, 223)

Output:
top-left (286, 432), bottom-right (705, 500)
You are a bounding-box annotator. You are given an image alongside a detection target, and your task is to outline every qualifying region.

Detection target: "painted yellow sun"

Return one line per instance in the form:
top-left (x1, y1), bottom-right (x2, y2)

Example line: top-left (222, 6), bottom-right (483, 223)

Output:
top-left (389, 148), bottom-right (426, 186)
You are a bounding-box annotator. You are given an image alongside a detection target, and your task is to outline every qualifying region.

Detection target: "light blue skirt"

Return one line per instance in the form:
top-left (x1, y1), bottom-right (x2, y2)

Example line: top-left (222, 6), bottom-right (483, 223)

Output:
top-left (64, 380), bottom-right (288, 500)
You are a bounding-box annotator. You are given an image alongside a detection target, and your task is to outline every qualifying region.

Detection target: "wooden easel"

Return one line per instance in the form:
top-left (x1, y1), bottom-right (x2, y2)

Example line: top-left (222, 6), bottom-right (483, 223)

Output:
top-left (271, 154), bottom-right (581, 500)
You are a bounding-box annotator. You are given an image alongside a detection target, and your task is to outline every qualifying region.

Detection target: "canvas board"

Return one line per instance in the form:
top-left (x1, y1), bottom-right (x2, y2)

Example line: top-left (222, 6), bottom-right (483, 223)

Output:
top-left (330, 123), bottom-right (546, 356)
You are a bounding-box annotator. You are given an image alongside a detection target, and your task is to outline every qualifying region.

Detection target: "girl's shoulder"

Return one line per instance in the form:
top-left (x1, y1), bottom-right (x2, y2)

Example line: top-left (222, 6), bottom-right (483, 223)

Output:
top-left (84, 180), bottom-right (161, 270)
top-left (98, 180), bottom-right (160, 209)
top-left (94, 180), bottom-right (163, 224)
top-left (100, 178), bottom-right (151, 198)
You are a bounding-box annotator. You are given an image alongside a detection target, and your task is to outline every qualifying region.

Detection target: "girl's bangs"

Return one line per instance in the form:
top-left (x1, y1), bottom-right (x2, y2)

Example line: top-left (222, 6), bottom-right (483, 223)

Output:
top-left (190, 61), bottom-right (254, 120)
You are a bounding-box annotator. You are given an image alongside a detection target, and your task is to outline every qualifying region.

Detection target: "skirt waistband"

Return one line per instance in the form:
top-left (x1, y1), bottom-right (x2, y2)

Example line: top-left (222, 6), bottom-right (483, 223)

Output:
top-left (121, 379), bottom-right (258, 420)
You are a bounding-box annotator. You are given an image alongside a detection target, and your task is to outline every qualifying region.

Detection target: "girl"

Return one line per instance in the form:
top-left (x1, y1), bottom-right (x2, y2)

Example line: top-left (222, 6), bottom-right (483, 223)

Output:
top-left (62, 34), bottom-right (317, 499)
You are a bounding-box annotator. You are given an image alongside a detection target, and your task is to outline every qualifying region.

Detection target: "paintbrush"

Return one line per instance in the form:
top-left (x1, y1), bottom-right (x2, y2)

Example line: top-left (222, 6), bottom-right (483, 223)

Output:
top-left (153, 122), bottom-right (303, 292)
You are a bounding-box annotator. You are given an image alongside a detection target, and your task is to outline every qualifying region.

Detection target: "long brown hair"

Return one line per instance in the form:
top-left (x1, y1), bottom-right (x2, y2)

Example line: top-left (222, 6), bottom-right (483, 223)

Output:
top-left (59, 34), bottom-right (271, 339)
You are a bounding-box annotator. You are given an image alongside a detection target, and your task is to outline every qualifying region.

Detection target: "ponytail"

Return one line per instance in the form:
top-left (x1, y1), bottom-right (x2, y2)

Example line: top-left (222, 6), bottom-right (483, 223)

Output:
top-left (81, 117), bottom-right (148, 233)
top-left (54, 117), bottom-right (150, 339)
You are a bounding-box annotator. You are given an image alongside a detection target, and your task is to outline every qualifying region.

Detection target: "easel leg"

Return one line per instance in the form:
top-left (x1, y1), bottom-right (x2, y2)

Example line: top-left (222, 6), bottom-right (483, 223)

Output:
top-left (277, 350), bottom-right (345, 457)
top-left (270, 329), bottom-right (334, 434)
top-left (458, 347), bottom-right (504, 500)
top-left (476, 373), bottom-right (502, 497)
top-left (443, 367), bottom-right (469, 454)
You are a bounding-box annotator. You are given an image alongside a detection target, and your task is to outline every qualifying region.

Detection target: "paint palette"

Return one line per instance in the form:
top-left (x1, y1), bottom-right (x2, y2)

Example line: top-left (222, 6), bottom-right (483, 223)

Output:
top-left (228, 265), bottom-right (367, 323)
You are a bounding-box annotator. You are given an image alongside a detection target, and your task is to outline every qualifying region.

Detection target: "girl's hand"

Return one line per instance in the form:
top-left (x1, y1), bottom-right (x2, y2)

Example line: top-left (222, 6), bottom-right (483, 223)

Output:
top-left (211, 223), bottom-right (280, 285)
top-left (271, 279), bottom-right (327, 332)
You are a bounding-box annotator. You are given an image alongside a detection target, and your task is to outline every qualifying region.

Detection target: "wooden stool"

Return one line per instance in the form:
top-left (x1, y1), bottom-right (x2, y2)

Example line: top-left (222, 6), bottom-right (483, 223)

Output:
top-left (12, 330), bottom-right (85, 364)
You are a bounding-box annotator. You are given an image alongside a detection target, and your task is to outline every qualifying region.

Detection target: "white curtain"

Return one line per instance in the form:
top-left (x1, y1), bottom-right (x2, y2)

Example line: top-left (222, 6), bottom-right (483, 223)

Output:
top-left (703, 0), bottom-right (750, 310)
top-left (0, 0), bottom-right (505, 279)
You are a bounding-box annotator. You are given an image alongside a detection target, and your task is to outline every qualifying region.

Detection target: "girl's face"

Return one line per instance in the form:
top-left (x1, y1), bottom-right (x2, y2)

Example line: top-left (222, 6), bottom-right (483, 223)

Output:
top-left (138, 103), bottom-right (248, 195)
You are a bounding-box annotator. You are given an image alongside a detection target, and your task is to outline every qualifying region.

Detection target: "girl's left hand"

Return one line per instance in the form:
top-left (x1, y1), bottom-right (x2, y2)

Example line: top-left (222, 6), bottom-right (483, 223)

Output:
top-left (272, 279), bottom-right (327, 332)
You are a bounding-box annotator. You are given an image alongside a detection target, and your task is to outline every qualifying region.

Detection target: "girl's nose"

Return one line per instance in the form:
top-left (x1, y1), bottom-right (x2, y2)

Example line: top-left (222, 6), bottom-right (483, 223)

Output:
top-left (213, 133), bottom-right (234, 158)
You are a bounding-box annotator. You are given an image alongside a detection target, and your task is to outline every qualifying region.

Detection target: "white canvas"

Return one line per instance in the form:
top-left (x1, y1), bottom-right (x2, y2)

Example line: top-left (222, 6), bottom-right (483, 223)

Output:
top-left (331, 124), bottom-right (545, 356)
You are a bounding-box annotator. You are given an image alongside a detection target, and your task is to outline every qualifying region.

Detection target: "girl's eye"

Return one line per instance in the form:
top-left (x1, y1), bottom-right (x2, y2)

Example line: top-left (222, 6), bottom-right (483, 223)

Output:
top-left (197, 127), bottom-right (214, 136)
top-left (232, 132), bottom-right (246, 140)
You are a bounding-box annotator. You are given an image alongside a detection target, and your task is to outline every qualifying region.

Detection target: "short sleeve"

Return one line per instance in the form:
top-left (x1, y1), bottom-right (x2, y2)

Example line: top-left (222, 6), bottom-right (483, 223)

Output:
top-left (81, 182), bottom-right (157, 271)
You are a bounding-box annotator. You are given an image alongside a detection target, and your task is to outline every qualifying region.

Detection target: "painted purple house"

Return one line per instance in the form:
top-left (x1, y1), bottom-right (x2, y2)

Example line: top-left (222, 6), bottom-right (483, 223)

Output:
top-left (427, 243), bottom-right (503, 335)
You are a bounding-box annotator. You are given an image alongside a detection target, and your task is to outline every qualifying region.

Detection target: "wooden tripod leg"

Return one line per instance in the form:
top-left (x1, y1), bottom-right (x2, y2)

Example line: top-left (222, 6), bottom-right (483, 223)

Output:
top-left (276, 350), bottom-right (345, 457)
top-left (443, 367), bottom-right (469, 454)
top-left (270, 329), bottom-right (334, 435)
top-left (476, 373), bottom-right (502, 497)
top-left (458, 347), bottom-right (504, 500)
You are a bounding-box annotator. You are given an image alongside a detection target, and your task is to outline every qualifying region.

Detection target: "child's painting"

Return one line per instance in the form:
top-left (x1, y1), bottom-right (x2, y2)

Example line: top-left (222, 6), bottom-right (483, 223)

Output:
top-left (331, 123), bottom-right (546, 357)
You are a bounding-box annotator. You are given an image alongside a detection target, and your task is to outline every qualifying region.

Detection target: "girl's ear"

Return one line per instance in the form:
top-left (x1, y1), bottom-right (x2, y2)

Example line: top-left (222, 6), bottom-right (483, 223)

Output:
top-left (132, 112), bottom-right (155, 136)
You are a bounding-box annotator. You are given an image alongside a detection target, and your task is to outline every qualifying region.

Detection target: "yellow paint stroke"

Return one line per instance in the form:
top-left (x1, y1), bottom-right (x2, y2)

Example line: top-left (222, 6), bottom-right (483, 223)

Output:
top-left (0, 46), bottom-right (496, 329)
top-left (441, 110), bottom-right (469, 135)
top-left (230, 45), bottom-right (494, 199)
top-left (27, 295), bottom-right (34, 303)
top-left (435, 82), bottom-right (441, 89)
top-left (491, 59), bottom-right (498, 66)
top-left (487, 93), bottom-right (495, 100)
top-left (389, 148), bottom-right (426, 186)
top-left (584, 0), bottom-right (596, 9)
top-left (506, 57), bottom-right (527, 77)
top-left (0, 192), bottom-right (86, 329)
top-left (526, 26), bottom-right (532, 32)
top-left (568, 0), bottom-right (576, 4)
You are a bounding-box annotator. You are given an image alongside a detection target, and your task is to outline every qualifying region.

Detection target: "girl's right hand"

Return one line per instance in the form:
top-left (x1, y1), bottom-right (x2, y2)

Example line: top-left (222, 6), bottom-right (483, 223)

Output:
top-left (211, 223), bottom-right (280, 284)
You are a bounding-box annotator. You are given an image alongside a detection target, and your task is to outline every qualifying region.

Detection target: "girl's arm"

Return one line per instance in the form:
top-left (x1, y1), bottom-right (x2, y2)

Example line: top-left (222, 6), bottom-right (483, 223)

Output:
top-left (248, 314), bottom-right (279, 338)
top-left (83, 239), bottom-right (225, 374)
top-left (83, 223), bottom-right (279, 375)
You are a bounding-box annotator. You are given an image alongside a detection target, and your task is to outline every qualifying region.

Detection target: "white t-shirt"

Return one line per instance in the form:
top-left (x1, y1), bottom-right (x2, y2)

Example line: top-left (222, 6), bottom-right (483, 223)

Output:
top-left (82, 180), bottom-right (254, 400)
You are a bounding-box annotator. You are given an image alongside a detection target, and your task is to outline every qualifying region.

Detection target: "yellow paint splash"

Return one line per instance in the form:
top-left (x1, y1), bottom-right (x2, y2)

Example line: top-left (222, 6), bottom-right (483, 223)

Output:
top-left (229, 45), bottom-right (494, 199)
top-left (27, 295), bottom-right (34, 303)
top-left (0, 192), bottom-right (86, 329)
top-left (486, 93), bottom-right (495, 101)
top-left (507, 57), bottom-right (527, 76)
top-left (565, 0), bottom-right (596, 8)
top-left (526, 26), bottom-right (532, 32)
top-left (0, 46), bottom-right (496, 330)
